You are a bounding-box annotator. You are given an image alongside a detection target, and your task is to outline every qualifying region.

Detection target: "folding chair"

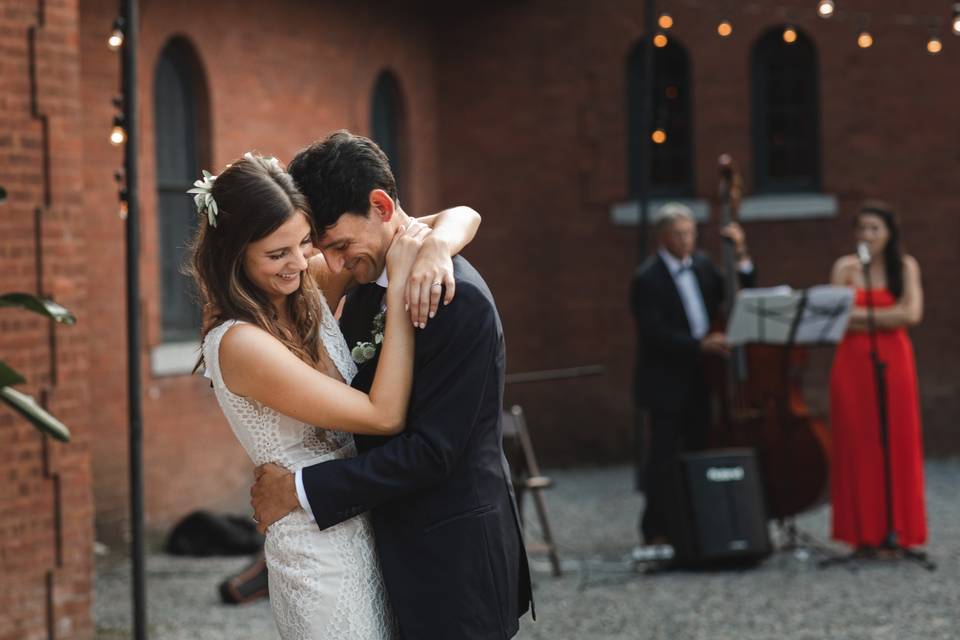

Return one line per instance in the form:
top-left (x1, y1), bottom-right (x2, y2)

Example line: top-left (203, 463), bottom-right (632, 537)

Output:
top-left (502, 404), bottom-right (562, 576)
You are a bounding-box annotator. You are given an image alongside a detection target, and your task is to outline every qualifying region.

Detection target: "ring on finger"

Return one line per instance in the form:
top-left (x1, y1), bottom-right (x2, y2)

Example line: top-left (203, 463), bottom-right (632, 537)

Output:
top-left (431, 282), bottom-right (442, 288)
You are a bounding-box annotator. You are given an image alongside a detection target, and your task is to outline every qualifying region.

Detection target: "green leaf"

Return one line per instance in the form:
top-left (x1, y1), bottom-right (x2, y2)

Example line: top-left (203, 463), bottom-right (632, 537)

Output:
top-left (0, 293), bottom-right (76, 325)
top-left (0, 386), bottom-right (71, 442)
top-left (0, 360), bottom-right (26, 387)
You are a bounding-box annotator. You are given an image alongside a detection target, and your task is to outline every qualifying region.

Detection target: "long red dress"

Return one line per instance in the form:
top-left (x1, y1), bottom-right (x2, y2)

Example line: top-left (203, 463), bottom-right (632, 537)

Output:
top-left (829, 288), bottom-right (927, 548)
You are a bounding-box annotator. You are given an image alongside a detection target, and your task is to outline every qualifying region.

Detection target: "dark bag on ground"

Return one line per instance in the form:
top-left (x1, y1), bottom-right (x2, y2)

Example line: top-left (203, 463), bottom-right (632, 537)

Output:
top-left (165, 510), bottom-right (264, 556)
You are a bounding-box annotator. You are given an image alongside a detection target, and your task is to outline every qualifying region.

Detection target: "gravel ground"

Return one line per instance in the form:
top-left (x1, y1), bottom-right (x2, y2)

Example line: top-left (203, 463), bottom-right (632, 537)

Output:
top-left (95, 460), bottom-right (960, 639)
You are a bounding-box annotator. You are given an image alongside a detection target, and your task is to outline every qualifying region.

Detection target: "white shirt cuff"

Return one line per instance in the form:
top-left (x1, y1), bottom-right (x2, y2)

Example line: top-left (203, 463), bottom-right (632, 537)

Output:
top-left (738, 258), bottom-right (755, 274)
top-left (294, 468), bottom-right (316, 522)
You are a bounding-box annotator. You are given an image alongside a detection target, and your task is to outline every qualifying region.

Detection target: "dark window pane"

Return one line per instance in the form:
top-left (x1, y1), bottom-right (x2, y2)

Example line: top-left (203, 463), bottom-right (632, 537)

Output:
top-left (370, 72), bottom-right (406, 203)
top-left (154, 41), bottom-right (202, 342)
top-left (751, 29), bottom-right (820, 192)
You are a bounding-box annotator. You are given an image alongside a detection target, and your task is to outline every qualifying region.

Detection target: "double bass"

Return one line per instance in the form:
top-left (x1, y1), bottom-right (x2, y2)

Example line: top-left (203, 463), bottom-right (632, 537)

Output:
top-left (706, 154), bottom-right (832, 521)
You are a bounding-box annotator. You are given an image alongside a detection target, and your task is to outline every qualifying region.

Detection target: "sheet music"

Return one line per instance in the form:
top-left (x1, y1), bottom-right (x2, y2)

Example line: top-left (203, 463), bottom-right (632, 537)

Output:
top-left (726, 285), bottom-right (854, 346)
top-left (726, 287), bottom-right (801, 345)
top-left (793, 285), bottom-right (855, 345)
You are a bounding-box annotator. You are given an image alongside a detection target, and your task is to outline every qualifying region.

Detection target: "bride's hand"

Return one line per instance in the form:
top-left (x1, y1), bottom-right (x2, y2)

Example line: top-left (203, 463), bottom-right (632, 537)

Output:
top-left (404, 234), bottom-right (456, 329)
top-left (385, 222), bottom-right (431, 305)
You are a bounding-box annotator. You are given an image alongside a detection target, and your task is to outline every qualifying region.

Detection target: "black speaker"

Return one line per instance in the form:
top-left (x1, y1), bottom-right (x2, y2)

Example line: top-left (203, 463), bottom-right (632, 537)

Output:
top-left (667, 448), bottom-right (771, 568)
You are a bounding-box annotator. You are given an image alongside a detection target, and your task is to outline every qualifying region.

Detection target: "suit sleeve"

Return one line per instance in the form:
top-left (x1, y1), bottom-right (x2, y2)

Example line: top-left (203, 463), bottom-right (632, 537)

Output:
top-left (706, 256), bottom-right (757, 304)
top-left (630, 272), bottom-right (700, 358)
top-left (300, 283), bottom-right (496, 530)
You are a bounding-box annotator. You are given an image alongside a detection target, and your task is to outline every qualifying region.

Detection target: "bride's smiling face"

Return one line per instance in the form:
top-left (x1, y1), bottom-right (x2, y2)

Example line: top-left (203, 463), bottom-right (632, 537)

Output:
top-left (242, 211), bottom-right (315, 307)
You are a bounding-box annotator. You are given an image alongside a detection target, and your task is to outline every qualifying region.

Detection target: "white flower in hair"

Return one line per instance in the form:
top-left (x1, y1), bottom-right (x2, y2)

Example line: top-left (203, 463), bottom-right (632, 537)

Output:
top-left (187, 170), bottom-right (219, 227)
top-left (245, 151), bottom-right (283, 173)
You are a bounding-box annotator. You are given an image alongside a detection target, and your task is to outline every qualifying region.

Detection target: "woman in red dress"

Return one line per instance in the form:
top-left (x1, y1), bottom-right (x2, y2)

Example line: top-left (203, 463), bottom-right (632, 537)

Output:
top-left (828, 201), bottom-right (927, 549)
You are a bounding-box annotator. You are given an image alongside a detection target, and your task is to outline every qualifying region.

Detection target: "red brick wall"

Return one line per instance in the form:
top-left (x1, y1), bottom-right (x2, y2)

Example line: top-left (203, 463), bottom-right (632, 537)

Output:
top-left (0, 0), bottom-right (94, 638)
top-left (434, 0), bottom-right (960, 462)
top-left (79, 0), bottom-right (443, 538)
top-left (34, 0), bottom-right (960, 558)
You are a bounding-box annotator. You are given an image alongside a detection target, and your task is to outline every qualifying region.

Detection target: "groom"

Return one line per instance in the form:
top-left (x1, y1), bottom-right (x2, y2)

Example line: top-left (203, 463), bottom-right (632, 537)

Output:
top-left (251, 130), bottom-right (532, 639)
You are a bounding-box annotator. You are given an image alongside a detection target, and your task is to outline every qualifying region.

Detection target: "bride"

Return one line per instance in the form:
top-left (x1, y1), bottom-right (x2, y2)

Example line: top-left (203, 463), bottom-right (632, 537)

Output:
top-left (188, 152), bottom-right (480, 639)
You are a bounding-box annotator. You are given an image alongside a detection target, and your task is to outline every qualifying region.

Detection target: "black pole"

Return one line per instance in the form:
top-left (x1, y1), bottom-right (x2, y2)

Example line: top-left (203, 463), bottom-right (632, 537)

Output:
top-left (121, 0), bottom-right (147, 636)
top-left (636, 0), bottom-right (656, 262)
top-left (860, 260), bottom-right (897, 549)
top-left (633, 0), bottom-right (656, 494)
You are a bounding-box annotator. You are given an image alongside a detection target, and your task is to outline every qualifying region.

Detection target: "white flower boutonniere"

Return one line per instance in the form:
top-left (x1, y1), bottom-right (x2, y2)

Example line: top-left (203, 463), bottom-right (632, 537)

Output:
top-left (351, 309), bottom-right (386, 364)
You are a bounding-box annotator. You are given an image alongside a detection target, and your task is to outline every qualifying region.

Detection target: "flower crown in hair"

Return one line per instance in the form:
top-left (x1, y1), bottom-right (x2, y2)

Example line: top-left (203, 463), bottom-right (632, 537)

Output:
top-left (187, 170), bottom-right (218, 227)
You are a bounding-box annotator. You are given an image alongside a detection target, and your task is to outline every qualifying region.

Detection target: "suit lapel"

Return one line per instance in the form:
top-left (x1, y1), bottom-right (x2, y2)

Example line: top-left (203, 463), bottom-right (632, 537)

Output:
top-left (691, 255), bottom-right (716, 325)
top-left (340, 284), bottom-right (384, 347)
top-left (655, 255), bottom-right (692, 332)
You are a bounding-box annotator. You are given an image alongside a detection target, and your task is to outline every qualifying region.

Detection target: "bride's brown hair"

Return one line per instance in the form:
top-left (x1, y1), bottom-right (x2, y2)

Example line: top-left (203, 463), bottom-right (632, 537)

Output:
top-left (189, 153), bottom-right (323, 371)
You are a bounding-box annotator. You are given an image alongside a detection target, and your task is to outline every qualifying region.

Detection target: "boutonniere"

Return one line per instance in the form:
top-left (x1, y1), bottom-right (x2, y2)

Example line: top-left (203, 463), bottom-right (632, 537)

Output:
top-left (351, 309), bottom-right (386, 364)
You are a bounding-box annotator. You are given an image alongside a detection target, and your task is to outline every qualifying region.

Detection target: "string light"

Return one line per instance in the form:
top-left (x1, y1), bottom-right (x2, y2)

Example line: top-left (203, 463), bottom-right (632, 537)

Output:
top-left (717, 19), bottom-right (733, 37)
top-left (952, 3), bottom-right (960, 36)
top-left (817, 0), bottom-right (835, 19)
top-left (107, 17), bottom-right (124, 50)
top-left (110, 115), bottom-right (127, 145)
top-left (658, 13), bottom-right (674, 30)
top-left (651, 129), bottom-right (667, 144)
top-left (926, 18), bottom-right (944, 54)
top-left (653, 32), bottom-right (669, 48)
top-left (783, 26), bottom-right (798, 44)
top-left (857, 29), bottom-right (874, 49)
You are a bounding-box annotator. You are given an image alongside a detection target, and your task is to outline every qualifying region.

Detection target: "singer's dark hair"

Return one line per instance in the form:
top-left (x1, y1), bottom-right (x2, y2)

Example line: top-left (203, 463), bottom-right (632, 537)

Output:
top-left (855, 200), bottom-right (903, 299)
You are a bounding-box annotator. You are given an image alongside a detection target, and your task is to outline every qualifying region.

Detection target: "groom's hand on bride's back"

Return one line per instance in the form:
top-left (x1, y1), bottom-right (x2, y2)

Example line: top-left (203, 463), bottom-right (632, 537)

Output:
top-left (251, 463), bottom-right (299, 535)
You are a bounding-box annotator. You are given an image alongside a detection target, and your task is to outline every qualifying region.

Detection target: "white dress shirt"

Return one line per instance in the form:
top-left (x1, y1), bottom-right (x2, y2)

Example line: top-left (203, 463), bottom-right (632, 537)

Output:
top-left (659, 249), bottom-right (710, 340)
top-left (294, 268), bottom-right (390, 521)
top-left (657, 249), bottom-right (755, 341)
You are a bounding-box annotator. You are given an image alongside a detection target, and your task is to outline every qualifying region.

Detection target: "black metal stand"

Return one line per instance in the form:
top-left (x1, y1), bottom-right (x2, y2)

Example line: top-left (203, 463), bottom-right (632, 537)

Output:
top-left (820, 257), bottom-right (935, 572)
top-left (774, 517), bottom-right (834, 561)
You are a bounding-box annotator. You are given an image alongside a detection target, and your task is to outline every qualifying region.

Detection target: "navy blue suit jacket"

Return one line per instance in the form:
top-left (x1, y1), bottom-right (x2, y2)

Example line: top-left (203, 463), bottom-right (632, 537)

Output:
top-left (301, 256), bottom-right (532, 639)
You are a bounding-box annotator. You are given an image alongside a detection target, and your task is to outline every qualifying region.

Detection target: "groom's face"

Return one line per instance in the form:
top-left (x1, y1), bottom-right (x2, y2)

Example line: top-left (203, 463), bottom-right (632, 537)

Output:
top-left (318, 210), bottom-right (392, 284)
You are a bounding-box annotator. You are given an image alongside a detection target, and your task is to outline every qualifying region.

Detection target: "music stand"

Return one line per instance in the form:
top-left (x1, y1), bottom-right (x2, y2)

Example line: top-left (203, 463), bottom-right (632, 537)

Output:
top-left (726, 285), bottom-right (855, 559)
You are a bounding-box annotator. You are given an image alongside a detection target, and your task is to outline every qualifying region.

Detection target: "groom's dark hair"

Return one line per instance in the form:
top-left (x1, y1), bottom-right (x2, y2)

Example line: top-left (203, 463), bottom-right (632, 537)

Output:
top-left (287, 130), bottom-right (398, 231)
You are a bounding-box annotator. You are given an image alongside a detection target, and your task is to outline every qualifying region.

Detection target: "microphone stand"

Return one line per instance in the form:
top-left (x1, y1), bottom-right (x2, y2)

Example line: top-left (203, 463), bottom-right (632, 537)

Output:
top-left (820, 249), bottom-right (935, 571)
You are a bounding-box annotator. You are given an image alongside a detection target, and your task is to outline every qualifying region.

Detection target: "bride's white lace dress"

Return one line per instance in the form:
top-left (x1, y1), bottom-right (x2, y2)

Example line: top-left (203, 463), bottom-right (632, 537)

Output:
top-left (202, 294), bottom-right (398, 640)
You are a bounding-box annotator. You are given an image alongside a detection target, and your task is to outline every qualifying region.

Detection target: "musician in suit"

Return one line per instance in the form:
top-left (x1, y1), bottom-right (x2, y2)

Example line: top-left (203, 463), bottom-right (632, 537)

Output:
top-left (629, 203), bottom-right (755, 544)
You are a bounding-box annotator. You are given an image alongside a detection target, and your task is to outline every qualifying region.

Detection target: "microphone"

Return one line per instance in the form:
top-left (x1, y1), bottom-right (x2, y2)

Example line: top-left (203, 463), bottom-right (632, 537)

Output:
top-left (857, 241), bottom-right (872, 265)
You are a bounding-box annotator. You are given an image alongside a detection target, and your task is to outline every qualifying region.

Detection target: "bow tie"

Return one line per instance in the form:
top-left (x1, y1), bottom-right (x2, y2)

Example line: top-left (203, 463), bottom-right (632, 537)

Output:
top-left (676, 263), bottom-right (693, 274)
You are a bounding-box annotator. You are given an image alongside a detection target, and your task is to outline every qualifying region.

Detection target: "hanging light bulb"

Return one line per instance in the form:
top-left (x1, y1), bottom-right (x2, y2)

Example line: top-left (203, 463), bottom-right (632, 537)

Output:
top-left (110, 115), bottom-right (127, 146)
top-left (107, 17), bottom-right (124, 50)
top-left (651, 129), bottom-right (667, 144)
top-left (926, 18), bottom-right (944, 54)
top-left (783, 27), bottom-right (798, 44)
top-left (653, 32), bottom-right (669, 48)
top-left (817, 0), bottom-right (835, 19)
top-left (717, 19), bottom-right (733, 37)
top-left (952, 3), bottom-right (960, 36)
top-left (857, 29), bottom-right (874, 49)
top-left (658, 13), bottom-right (674, 30)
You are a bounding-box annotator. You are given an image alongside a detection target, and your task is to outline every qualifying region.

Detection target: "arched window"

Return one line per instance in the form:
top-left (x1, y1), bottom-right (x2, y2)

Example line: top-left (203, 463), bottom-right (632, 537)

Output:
top-left (153, 38), bottom-right (208, 343)
top-left (627, 37), bottom-right (694, 197)
top-left (751, 27), bottom-right (820, 192)
top-left (370, 71), bottom-right (409, 205)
